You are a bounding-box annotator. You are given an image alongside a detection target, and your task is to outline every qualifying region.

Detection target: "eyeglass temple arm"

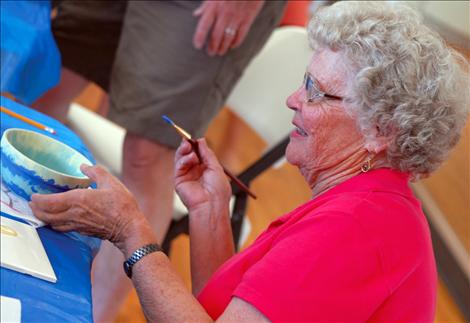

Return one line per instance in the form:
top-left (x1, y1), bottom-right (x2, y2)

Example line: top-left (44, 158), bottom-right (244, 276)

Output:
top-left (324, 93), bottom-right (343, 101)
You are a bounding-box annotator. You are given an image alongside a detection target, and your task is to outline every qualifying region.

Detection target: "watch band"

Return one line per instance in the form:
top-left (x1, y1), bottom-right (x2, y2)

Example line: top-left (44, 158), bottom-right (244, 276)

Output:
top-left (123, 243), bottom-right (162, 278)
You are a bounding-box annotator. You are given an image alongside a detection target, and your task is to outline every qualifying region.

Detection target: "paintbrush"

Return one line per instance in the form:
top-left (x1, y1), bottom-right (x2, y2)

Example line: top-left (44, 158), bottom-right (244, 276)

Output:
top-left (162, 115), bottom-right (257, 199)
top-left (1, 106), bottom-right (56, 134)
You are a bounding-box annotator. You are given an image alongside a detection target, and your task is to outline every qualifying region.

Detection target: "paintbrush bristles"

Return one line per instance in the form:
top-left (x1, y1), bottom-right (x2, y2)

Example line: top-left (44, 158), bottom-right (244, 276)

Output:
top-left (162, 115), bottom-right (193, 140)
top-left (173, 124), bottom-right (193, 140)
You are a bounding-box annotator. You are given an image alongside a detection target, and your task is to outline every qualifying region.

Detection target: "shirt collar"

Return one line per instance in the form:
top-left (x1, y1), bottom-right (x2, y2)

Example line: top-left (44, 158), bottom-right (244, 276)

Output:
top-left (313, 168), bottom-right (413, 201)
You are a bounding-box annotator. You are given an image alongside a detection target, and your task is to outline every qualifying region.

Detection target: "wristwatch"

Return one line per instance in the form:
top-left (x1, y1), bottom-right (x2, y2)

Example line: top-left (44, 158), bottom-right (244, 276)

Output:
top-left (123, 243), bottom-right (162, 278)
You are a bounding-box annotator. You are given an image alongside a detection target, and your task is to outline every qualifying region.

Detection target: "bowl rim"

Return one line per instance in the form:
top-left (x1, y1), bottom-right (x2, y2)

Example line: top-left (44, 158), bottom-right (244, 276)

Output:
top-left (2, 128), bottom-right (93, 180)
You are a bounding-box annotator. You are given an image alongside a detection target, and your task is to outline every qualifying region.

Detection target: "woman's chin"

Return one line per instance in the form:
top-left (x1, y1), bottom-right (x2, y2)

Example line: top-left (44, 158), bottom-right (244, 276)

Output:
top-left (285, 143), bottom-right (301, 166)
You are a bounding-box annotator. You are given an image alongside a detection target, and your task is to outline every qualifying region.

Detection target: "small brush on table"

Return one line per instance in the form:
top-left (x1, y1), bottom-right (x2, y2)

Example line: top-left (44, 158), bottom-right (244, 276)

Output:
top-left (1, 106), bottom-right (56, 134)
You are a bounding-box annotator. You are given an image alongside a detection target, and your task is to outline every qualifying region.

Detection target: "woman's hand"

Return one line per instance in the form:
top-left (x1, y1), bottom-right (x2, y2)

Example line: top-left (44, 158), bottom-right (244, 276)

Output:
top-left (29, 164), bottom-right (151, 253)
top-left (192, 0), bottom-right (265, 56)
top-left (174, 139), bottom-right (231, 213)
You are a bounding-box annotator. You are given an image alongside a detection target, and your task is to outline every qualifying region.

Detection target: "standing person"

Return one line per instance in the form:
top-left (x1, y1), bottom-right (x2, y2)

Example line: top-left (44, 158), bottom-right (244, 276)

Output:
top-left (31, 1), bottom-right (469, 321)
top-left (33, 1), bottom-right (287, 321)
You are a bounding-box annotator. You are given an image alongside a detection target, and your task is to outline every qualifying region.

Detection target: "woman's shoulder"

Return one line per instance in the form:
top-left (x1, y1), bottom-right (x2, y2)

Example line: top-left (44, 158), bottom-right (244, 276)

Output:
top-left (304, 184), bottom-right (430, 253)
top-left (305, 168), bottom-right (424, 232)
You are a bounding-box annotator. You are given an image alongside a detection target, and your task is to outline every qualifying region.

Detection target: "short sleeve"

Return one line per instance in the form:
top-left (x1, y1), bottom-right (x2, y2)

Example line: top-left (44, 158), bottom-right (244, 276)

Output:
top-left (232, 212), bottom-right (390, 322)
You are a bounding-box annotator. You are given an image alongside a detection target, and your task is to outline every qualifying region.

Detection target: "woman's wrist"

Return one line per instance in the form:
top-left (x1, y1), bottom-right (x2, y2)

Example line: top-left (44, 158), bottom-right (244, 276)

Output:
top-left (189, 197), bottom-right (230, 219)
top-left (115, 215), bottom-right (158, 258)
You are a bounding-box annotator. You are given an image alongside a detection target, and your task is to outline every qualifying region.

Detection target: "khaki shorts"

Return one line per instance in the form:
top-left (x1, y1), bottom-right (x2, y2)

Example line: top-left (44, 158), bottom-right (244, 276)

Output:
top-left (53, 0), bottom-right (287, 148)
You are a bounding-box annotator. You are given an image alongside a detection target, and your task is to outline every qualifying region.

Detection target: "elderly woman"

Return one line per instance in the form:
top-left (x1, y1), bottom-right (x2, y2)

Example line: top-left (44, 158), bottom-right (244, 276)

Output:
top-left (30, 2), bottom-right (469, 322)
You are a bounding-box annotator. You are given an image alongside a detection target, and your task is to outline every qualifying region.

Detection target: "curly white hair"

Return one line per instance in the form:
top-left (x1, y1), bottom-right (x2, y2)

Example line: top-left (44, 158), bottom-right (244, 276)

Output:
top-left (309, 1), bottom-right (470, 178)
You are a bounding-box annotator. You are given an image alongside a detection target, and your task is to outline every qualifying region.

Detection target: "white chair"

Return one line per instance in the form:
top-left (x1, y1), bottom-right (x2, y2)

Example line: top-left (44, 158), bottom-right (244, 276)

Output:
top-left (67, 26), bottom-right (312, 251)
top-left (226, 26), bottom-right (311, 153)
top-left (214, 26), bottom-right (312, 247)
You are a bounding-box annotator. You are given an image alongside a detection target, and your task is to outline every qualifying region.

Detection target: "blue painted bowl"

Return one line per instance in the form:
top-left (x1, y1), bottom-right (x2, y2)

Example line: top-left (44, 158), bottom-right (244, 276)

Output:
top-left (1, 128), bottom-right (93, 200)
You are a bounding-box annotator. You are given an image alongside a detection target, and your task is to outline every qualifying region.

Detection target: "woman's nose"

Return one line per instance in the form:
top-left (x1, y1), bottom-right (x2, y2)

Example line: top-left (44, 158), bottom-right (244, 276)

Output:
top-left (286, 86), bottom-right (303, 111)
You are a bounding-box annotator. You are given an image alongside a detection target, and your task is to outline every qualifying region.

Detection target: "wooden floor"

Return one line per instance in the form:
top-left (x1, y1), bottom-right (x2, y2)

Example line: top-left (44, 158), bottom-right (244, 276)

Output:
top-left (423, 45), bottom-right (470, 254)
top-left (421, 122), bottom-right (469, 252)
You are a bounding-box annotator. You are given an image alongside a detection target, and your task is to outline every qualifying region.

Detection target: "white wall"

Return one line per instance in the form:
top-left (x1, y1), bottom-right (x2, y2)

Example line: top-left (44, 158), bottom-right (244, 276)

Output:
top-left (393, 1), bottom-right (469, 35)
top-left (389, 1), bottom-right (469, 48)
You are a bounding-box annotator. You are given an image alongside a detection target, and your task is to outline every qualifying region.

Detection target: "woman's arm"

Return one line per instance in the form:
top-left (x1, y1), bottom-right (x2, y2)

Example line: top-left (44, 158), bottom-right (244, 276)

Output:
top-left (30, 163), bottom-right (267, 322)
top-left (174, 139), bottom-right (235, 294)
top-left (117, 219), bottom-right (212, 322)
top-left (188, 201), bottom-right (234, 294)
top-left (122, 219), bottom-right (268, 323)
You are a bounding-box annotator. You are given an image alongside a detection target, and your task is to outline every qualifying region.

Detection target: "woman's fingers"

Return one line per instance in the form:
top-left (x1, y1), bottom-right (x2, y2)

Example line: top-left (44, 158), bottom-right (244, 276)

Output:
top-left (216, 25), bottom-right (237, 56)
top-left (50, 223), bottom-right (76, 233)
top-left (192, 1), bottom-right (206, 17)
top-left (80, 164), bottom-right (116, 188)
top-left (29, 204), bottom-right (63, 224)
top-left (175, 140), bottom-right (197, 168)
top-left (207, 15), bottom-right (228, 56)
top-left (31, 194), bottom-right (115, 240)
top-left (175, 151), bottom-right (199, 175)
top-left (175, 139), bottom-right (192, 159)
top-left (231, 21), bottom-right (250, 49)
top-left (30, 189), bottom-right (81, 213)
top-left (192, 5), bottom-right (215, 50)
top-left (196, 138), bottom-right (223, 171)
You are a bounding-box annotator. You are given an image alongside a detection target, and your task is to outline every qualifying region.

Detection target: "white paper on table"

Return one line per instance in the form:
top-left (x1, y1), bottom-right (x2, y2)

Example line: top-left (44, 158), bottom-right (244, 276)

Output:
top-left (1, 216), bottom-right (57, 283)
top-left (0, 295), bottom-right (21, 323)
top-left (0, 180), bottom-right (44, 228)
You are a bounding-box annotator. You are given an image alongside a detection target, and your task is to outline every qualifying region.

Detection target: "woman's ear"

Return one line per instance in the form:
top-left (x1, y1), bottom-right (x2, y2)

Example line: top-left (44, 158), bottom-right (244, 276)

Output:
top-left (364, 137), bottom-right (389, 154)
top-left (363, 124), bottom-right (392, 154)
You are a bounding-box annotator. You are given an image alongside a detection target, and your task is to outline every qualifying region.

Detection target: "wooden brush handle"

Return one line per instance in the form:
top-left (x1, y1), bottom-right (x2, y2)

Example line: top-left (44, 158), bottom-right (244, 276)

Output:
top-left (187, 138), bottom-right (257, 199)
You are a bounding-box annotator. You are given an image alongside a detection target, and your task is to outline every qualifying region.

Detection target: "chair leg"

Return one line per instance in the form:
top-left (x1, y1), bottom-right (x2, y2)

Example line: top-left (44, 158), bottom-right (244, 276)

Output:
top-left (163, 192), bottom-right (249, 254)
top-left (162, 216), bottom-right (189, 255)
top-left (237, 136), bottom-right (289, 184)
top-left (231, 193), bottom-right (248, 251)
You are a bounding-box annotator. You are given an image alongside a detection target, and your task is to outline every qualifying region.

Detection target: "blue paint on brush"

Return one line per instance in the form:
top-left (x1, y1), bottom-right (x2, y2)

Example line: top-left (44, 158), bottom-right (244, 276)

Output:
top-left (162, 115), bottom-right (175, 126)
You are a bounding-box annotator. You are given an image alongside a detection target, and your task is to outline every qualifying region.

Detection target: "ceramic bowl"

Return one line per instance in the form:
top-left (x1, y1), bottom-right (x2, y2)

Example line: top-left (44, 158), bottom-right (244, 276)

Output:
top-left (1, 128), bottom-right (93, 200)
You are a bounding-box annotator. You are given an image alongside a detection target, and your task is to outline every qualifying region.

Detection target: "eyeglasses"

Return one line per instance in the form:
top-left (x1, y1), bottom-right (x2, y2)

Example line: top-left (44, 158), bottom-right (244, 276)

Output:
top-left (303, 72), bottom-right (343, 103)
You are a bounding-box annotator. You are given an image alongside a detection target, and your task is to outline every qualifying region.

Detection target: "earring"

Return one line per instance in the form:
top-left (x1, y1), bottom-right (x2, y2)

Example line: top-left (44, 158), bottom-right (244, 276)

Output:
top-left (361, 156), bottom-right (372, 173)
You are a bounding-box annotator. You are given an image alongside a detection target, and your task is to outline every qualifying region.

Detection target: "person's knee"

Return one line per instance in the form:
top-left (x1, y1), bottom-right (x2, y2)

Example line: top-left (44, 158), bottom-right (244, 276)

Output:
top-left (123, 132), bottom-right (175, 169)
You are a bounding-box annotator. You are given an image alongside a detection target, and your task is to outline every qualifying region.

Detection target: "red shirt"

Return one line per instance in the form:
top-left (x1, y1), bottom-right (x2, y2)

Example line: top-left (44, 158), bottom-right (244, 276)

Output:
top-left (198, 168), bottom-right (437, 322)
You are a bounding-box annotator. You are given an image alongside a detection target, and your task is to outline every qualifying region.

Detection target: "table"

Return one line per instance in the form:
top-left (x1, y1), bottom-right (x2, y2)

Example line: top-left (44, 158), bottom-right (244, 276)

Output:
top-left (1, 96), bottom-right (101, 322)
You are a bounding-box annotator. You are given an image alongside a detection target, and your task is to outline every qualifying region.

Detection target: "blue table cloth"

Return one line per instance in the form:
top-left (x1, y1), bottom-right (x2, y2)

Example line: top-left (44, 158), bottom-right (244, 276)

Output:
top-left (1, 96), bottom-right (101, 322)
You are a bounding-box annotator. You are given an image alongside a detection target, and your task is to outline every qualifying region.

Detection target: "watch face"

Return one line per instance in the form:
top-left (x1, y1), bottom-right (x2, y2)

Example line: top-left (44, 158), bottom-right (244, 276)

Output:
top-left (123, 261), bottom-right (132, 278)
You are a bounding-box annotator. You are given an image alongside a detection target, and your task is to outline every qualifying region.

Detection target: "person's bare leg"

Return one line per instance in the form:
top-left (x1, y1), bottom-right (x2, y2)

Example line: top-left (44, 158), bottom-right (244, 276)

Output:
top-left (96, 92), bottom-right (110, 117)
top-left (33, 68), bottom-right (88, 122)
top-left (92, 132), bottom-right (175, 322)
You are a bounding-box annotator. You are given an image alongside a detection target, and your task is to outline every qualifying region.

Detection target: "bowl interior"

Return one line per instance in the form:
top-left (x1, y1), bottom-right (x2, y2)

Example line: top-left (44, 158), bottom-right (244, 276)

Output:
top-left (5, 129), bottom-right (91, 178)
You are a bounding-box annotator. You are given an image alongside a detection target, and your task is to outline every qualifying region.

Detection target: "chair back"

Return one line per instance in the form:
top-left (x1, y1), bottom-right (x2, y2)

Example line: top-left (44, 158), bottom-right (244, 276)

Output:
top-left (67, 102), bottom-right (124, 175)
top-left (226, 26), bottom-right (312, 150)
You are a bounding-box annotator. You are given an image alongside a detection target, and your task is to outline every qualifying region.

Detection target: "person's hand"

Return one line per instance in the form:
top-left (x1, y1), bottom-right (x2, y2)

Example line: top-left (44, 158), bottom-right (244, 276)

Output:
top-left (29, 165), bottom-right (149, 250)
top-left (174, 139), bottom-right (231, 213)
top-left (192, 0), bottom-right (265, 56)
